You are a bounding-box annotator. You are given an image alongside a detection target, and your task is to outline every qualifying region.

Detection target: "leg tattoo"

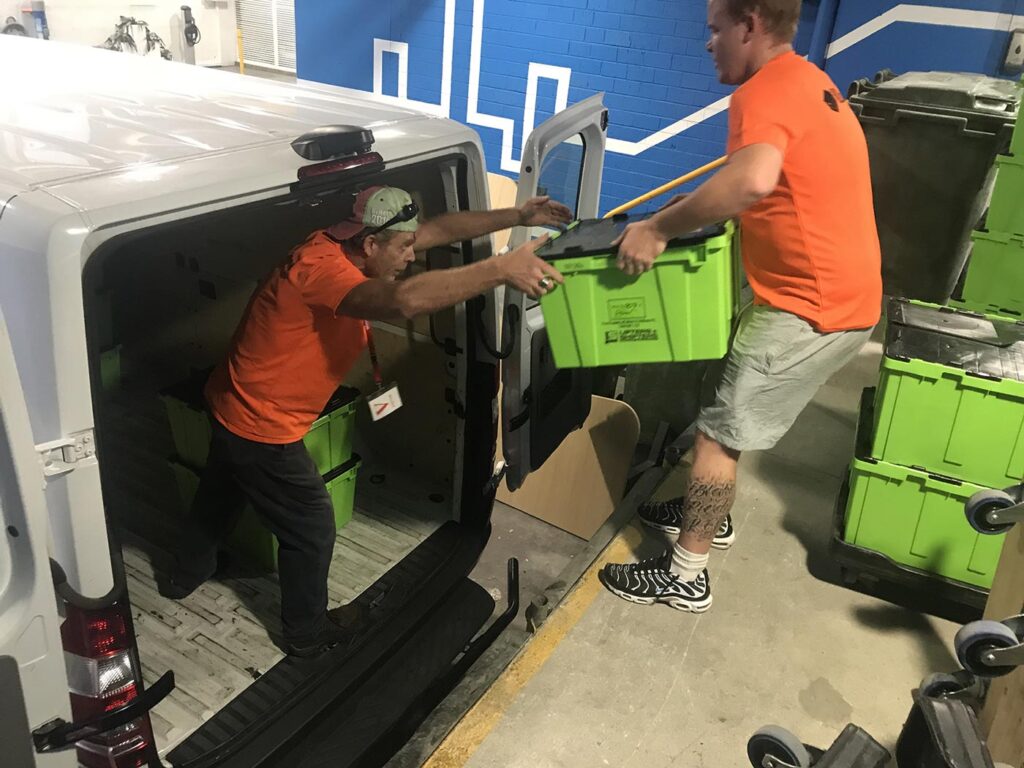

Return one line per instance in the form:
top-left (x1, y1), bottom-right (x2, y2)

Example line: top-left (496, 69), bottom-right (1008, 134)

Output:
top-left (681, 479), bottom-right (736, 541)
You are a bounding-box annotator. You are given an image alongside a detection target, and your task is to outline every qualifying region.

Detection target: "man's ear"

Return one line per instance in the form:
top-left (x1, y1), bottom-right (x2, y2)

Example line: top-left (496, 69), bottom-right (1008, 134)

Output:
top-left (742, 12), bottom-right (757, 42)
top-left (362, 234), bottom-right (379, 257)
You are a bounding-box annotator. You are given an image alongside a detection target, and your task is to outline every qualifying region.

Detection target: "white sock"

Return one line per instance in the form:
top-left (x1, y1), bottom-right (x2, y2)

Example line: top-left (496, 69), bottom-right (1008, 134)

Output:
top-left (670, 543), bottom-right (709, 582)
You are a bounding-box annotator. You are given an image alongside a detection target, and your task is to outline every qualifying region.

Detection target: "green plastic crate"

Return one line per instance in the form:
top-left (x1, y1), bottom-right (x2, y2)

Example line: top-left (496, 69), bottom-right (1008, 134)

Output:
top-left (986, 154), bottom-right (1024, 236)
top-left (1011, 89), bottom-right (1024, 156)
top-left (947, 298), bottom-right (1023, 323)
top-left (874, 299), bottom-right (1024, 489)
top-left (845, 391), bottom-right (1005, 589)
top-left (98, 345), bottom-right (122, 393)
top-left (303, 388), bottom-right (360, 472)
top-left (963, 229), bottom-right (1024, 313)
top-left (162, 372), bottom-right (359, 473)
top-left (535, 215), bottom-right (735, 368)
top-left (161, 371), bottom-right (214, 468)
top-left (169, 454), bottom-right (360, 573)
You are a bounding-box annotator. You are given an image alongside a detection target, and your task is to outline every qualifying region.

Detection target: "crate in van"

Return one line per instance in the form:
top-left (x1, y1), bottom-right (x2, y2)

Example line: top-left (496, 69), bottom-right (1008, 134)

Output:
top-left (0, 36), bottom-right (617, 767)
top-left (161, 370), bottom-right (360, 474)
top-left (169, 455), bottom-right (361, 573)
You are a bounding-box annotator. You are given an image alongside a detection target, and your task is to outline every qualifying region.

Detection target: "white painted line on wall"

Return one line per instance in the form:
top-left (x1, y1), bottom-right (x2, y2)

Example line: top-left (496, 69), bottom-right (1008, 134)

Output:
top-left (522, 63), bottom-right (572, 144)
top-left (351, 3), bottom-right (1018, 166)
top-left (373, 39), bottom-right (409, 99)
top-left (468, 0), bottom-right (521, 172)
top-left (827, 4), bottom-right (1015, 59)
top-left (606, 94), bottom-right (732, 156)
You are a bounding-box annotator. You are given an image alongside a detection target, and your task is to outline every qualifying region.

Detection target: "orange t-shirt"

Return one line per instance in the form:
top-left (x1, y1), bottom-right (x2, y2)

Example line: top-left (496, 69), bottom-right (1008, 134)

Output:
top-left (727, 51), bottom-right (882, 332)
top-left (206, 230), bottom-right (368, 443)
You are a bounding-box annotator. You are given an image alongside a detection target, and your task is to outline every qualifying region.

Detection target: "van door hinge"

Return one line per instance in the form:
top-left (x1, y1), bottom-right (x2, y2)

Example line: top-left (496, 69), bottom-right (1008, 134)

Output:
top-left (35, 429), bottom-right (97, 478)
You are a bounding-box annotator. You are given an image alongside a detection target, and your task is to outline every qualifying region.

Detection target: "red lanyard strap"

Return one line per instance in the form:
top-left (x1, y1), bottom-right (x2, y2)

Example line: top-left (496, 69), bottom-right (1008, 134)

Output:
top-left (363, 321), bottom-right (384, 389)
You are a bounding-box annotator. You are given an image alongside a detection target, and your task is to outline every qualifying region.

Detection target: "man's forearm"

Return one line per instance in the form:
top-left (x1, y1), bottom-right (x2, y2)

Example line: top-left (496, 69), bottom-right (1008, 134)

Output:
top-left (649, 145), bottom-right (781, 240)
top-left (649, 162), bottom-right (766, 240)
top-left (394, 255), bottom-right (504, 317)
top-left (418, 209), bottom-right (521, 250)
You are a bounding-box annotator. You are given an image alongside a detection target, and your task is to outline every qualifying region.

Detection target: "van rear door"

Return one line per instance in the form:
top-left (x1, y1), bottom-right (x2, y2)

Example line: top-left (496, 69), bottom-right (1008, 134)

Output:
top-left (501, 95), bottom-right (608, 491)
top-left (0, 301), bottom-right (76, 767)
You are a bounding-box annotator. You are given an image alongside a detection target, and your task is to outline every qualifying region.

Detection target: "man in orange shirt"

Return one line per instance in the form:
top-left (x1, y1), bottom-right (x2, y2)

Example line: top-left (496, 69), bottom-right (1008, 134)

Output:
top-left (163, 186), bottom-right (570, 655)
top-left (601, 0), bottom-right (881, 611)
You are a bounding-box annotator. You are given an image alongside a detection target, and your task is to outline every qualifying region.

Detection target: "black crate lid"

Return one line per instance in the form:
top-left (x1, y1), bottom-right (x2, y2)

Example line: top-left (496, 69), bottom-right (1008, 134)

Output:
top-left (885, 299), bottom-right (1024, 382)
top-left (322, 384), bottom-right (361, 415)
top-left (535, 213), bottom-right (727, 261)
top-left (161, 367), bottom-right (212, 407)
top-left (323, 452), bottom-right (361, 483)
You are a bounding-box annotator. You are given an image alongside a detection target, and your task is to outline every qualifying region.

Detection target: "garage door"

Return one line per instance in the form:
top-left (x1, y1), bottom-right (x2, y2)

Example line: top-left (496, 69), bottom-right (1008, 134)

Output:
top-left (236, 0), bottom-right (295, 71)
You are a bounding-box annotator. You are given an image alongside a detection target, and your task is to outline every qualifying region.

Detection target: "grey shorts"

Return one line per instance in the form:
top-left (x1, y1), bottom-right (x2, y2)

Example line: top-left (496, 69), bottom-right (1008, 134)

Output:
top-left (695, 305), bottom-right (873, 452)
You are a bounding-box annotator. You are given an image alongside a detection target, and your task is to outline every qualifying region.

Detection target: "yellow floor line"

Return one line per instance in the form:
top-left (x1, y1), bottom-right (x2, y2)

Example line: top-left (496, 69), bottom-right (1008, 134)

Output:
top-left (423, 525), bottom-right (644, 768)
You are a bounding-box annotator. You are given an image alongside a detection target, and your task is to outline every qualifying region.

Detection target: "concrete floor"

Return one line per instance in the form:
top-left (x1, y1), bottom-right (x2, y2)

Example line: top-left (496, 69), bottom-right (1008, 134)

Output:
top-left (435, 338), bottom-right (972, 767)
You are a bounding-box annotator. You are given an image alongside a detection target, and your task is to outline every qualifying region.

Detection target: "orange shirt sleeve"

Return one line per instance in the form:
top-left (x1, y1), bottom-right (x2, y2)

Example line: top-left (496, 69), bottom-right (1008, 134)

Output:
top-left (727, 83), bottom-right (799, 156)
top-left (289, 242), bottom-right (368, 311)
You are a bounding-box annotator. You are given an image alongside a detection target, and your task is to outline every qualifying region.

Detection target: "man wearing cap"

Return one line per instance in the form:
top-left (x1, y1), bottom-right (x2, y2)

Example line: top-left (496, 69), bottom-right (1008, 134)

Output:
top-left (163, 186), bottom-right (570, 656)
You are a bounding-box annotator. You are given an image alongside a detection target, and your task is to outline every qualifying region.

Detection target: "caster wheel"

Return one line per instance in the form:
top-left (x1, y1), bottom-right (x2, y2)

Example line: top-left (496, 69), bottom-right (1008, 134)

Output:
top-left (955, 620), bottom-right (1019, 678)
top-left (965, 490), bottom-right (1016, 535)
top-left (747, 725), bottom-right (812, 768)
top-left (919, 670), bottom-right (985, 703)
top-left (920, 672), bottom-right (967, 699)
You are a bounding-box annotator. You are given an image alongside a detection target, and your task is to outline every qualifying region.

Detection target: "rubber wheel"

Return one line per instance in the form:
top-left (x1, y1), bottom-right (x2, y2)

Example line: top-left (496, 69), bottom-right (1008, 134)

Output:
top-left (955, 620), bottom-right (1019, 677)
top-left (965, 490), bottom-right (1016, 535)
top-left (920, 672), bottom-right (967, 699)
top-left (747, 725), bottom-right (812, 768)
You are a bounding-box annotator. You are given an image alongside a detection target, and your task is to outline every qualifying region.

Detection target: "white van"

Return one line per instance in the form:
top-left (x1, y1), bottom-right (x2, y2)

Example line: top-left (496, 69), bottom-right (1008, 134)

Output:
top-left (0, 36), bottom-right (607, 767)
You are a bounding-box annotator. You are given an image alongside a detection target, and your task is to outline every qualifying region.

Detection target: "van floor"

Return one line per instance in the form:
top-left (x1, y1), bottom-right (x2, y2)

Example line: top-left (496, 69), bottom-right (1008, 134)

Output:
top-left (122, 493), bottom-right (444, 755)
top-left (97, 382), bottom-right (448, 756)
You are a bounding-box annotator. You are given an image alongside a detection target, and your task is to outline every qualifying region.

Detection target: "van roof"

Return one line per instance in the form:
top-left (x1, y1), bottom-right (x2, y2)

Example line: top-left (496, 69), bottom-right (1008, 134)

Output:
top-left (0, 37), bottom-right (476, 210)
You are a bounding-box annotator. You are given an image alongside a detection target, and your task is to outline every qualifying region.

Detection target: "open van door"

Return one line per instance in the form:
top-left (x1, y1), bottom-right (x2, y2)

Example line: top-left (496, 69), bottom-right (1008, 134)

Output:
top-left (0, 305), bottom-right (75, 767)
top-left (502, 95), bottom-right (608, 491)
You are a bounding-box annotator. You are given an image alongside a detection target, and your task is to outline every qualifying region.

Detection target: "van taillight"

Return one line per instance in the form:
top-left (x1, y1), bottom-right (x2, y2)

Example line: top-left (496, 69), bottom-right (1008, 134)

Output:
top-left (61, 602), bottom-right (158, 767)
top-left (297, 151), bottom-right (384, 181)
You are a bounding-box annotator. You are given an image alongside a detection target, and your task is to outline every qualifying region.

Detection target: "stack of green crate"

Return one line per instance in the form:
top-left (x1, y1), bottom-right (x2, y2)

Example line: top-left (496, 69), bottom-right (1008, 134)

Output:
top-left (959, 97), bottom-right (1024, 319)
top-left (162, 371), bottom-right (362, 572)
top-left (841, 299), bottom-right (1020, 590)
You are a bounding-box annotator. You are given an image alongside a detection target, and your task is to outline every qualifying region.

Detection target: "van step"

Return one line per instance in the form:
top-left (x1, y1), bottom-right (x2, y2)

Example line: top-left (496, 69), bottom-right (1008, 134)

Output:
top-left (167, 521), bottom-right (490, 768)
top-left (275, 578), bottom-right (495, 767)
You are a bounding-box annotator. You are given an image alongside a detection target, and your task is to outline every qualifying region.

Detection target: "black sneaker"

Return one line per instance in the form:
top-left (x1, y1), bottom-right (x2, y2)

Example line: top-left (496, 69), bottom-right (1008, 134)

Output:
top-left (638, 496), bottom-right (735, 550)
top-left (599, 552), bottom-right (712, 613)
top-left (284, 605), bottom-right (363, 657)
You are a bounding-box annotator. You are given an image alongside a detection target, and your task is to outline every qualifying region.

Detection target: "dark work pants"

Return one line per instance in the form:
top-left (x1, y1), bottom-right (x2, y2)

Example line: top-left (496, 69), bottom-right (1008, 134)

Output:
top-left (175, 419), bottom-right (336, 642)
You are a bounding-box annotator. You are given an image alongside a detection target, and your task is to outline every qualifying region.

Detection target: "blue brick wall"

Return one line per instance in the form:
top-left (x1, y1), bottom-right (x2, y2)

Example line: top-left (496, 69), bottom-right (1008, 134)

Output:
top-left (296, 0), bottom-right (1023, 217)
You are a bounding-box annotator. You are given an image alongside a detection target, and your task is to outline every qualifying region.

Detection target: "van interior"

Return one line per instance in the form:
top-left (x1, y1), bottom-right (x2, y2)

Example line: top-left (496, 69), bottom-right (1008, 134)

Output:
top-left (83, 156), bottom-right (513, 757)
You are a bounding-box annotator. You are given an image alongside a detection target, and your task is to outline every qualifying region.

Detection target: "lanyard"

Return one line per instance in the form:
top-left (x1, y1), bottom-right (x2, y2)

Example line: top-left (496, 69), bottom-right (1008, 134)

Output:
top-left (363, 321), bottom-right (384, 389)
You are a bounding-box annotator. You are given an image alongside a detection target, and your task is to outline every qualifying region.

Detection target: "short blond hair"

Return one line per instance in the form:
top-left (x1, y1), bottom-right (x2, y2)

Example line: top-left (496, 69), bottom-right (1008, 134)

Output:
top-left (723, 0), bottom-right (801, 42)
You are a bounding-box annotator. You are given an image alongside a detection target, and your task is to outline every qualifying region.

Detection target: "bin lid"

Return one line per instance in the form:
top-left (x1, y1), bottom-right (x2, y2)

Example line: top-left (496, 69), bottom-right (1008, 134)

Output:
top-left (321, 384), bottom-right (360, 416)
top-left (885, 299), bottom-right (1024, 381)
top-left (536, 213), bottom-right (726, 261)
top-left (849, 71), bottom-right (1020, 118)
top-left (161, 367), bottom-right (212, 407)
top-left (323, 452), bottom-right (361, 483)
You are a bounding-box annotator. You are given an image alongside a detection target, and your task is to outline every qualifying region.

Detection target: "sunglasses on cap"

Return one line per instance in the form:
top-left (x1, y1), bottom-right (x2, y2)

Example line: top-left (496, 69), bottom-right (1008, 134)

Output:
top-left (363, 202), bottom-right (419, 238)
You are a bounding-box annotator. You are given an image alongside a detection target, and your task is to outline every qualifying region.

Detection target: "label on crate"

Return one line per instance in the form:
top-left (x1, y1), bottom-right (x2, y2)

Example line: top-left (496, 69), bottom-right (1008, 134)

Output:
top-left (603, 297), bottom-right (658, 344)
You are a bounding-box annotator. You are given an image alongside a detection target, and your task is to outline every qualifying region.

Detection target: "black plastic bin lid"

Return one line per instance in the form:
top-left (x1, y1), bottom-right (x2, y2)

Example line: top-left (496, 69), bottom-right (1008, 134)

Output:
top-left (848, 71), bottom-right (1020, 116)
top-left (160, 367), bottom-right (212, 408)
top-left (535, 213), bottom-right (726, 261)
top-left (321, 385), bottom-right (361, 416)
top-left (885, 298), bottom-right (1024, 382)
top-left (323, 452), bottom-right (361, 483)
